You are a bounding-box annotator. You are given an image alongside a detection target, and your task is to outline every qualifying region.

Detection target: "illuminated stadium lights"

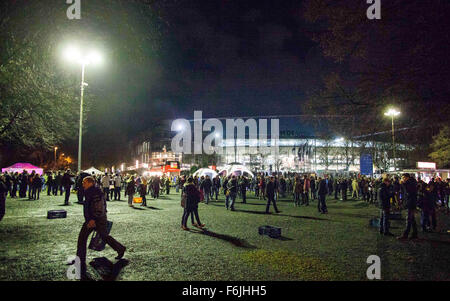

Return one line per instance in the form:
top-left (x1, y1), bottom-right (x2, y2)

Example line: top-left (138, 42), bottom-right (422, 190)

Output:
top-left (384, 108), bottom-right (401, 171)
top-left (63, 45), bottom-right (103, 172)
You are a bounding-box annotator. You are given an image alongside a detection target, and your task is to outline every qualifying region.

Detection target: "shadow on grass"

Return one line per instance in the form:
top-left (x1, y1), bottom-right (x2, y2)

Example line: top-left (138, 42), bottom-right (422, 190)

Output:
top-left (131, 207), bottom-right (146, 211)
top-left (146, 206), bottom-right (162, 210)
top-left (278, 214), bottom-right (330, 221)
top-left (234, 209), bottom-right (268, 215)
top-left (17, 198), bottom-right (37, 202)
top-left (89, 257), bottom-right (129, 281)
top-left (331, 212), bottom-right (373, 219)
top-left (268, 236), bottom-right (294, 241)
top-left (190, 229), bottom-right (257, 249)
top-left (233, 209), bottom-right (330, 221)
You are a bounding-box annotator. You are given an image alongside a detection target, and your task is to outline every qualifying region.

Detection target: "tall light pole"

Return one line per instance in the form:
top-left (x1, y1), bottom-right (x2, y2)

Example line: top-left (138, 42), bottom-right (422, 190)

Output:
top-left (54, 147), bottom-right (58, 169)
top-left (384, 108), bottom-right (401, 172)
top-left (64, 46), bottom-right (102, 173)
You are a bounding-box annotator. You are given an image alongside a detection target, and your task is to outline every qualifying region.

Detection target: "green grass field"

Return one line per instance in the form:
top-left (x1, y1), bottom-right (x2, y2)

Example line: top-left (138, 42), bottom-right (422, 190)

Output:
top-left (0, 190), bottom-right (449, 281)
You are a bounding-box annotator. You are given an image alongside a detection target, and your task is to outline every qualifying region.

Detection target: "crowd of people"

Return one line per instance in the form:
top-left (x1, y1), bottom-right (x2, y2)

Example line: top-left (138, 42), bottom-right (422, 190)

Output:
top-left (2, 167), bottom-right (450, 280)
top-left (1, 169), bottom-right (449, 238)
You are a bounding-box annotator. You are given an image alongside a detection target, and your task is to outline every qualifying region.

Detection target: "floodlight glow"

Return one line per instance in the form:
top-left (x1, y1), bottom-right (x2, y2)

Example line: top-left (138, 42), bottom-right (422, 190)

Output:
top-left (87, 50), bottom-right (102, 65)
top-left (64, 46), bottom-right (102, 66)
top-left (64, 46), bottom-right (81, 62)
top-left (384, 108), bottom-right (400, 117)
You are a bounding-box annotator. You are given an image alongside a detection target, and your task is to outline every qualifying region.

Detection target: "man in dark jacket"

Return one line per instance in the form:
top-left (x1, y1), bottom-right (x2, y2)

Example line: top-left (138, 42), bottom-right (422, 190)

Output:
top-left (310, 177), bottom-right (316, 200)
top-left (201, 175), bottom-right (212, 204)
top-left (378, 177), bottom-right (394, 236)
top-left (18, 171), bottom-right (28, 198)
top-left (213, 175), bottom-right (220, 200)
top-left (265, 176), bottom-right (280, 214)
top-left (317, 177), bottom-right (328, 213)
top-left (239, 176), bottom-right (248, 204)
top-left (398, 173), bottom-right (418, 240)
top-left (75, 176), bottom-right (126, 279)
top-left (47, 173), bottom-right (54, 196)
top-left (61, 170), bottom-right (74, 206)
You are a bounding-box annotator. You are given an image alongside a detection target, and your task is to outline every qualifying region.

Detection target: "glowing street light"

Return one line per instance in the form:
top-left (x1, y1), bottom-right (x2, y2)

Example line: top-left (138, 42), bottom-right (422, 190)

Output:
top-left (54, 147), bottom-right (58, 168)
top-left (63, 45), bottom-right (103, 173)
top-left (384, 108), bottom-right (401, 171)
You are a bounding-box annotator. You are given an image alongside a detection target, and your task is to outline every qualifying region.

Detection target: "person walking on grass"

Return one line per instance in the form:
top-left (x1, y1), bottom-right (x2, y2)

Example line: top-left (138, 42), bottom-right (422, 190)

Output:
top-left (201, 175), bottom-right (212, 204)
top-left (139, 177), bottom-right (147, 207)
top-left (125, 176), bottom-right (136, 207)
top-left (317, 176), bottom-right (328, 214)
top-left (379, 176), bottom-right (394, 236)
top-left (302, 175), bottom-right (310, 206)
top-left (294, 176), bottom-right (303, 207)
top-left (101, 173), bottom-right (110, 202)
top-left (31, 173), bottom-right (42, 200)
top-left (62, 170), bottom-right (74, 206)
top-left (265, 176), bottom-right (280, 214)
top-left (397, 173), bottom-right (418, 240)
top-left (181, 177), bottom-right (204, 230)
top-left (213, 175), bottom-right (220, 200)
top-left (73, 176), bottom-right (126, 280)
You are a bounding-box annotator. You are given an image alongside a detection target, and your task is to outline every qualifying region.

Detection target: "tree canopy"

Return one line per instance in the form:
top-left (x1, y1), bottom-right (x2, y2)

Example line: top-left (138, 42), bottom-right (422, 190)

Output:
top-left (301, 0), bottom-right (450, 142)
top-left (0, 0), bottom-right (171, 166)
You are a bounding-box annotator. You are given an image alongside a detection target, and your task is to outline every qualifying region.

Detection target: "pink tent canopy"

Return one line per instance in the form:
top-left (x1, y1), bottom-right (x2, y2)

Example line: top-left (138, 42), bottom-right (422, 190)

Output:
top-left (2, 163), bottom-right (44, 175)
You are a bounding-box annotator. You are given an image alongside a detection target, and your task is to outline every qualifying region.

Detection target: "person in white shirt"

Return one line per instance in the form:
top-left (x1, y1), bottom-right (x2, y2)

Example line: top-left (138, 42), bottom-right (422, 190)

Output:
top-left (101, 173), bottom-right (111, 201)
top-left (114, 174), bottom-right (122, 200)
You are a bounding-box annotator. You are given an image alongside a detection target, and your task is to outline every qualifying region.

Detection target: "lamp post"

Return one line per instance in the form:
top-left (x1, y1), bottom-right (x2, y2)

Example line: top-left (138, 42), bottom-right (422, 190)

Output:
top-left (54, 147), bottom-right (58, 168)
top-left (64, 46), bottom-right (102, 173)
top-left (384, 108), bottom-right (401, 172)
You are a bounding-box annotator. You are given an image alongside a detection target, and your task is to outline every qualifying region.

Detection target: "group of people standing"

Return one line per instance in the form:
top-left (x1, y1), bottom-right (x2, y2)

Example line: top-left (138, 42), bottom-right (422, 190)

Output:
top-left (0, 169), bottom-right (75, 221)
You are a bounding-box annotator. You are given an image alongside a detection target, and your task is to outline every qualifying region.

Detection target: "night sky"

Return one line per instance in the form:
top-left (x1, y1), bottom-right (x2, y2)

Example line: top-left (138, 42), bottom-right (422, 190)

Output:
top-left (71, 0), bottom-right (329, 165)
top-left (85, 1), bottom-right (322, 133)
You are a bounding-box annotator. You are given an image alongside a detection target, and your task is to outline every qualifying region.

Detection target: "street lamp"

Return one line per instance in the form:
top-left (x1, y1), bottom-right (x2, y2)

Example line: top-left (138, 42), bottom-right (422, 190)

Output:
top-left (64, 45), bottom-right (102, 173)
top-left (54, 147), bottom-right (58, 168)
top-left (384, 108), bottom-right (401, 171)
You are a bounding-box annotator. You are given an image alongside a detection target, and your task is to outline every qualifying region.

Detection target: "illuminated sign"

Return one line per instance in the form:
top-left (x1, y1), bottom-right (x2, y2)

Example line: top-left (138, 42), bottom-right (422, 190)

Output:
top-left (417, 162), bottom-right (436, 169)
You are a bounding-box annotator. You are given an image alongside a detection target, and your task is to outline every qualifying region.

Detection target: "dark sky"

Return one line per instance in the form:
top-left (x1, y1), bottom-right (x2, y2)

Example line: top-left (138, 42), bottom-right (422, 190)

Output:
top-left (77, 0), bottom-right (329, 164)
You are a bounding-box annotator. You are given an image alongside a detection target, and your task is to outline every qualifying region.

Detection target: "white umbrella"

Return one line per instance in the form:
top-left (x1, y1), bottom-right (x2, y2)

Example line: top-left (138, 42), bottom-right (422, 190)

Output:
top-left (218, 164), bottom-right (254, 178)
top-left (193, 168), bottom-right (218, 179)
top-left (83, 167), bottom-right (104, 176)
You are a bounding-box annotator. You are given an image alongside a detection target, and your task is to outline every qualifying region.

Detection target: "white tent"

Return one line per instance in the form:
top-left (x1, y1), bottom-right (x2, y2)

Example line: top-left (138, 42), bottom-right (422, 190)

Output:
top-left (193, 168), bottom-right (218, 179)
top-left (218, 164), bottom-right (254, 178)
top-left (83, 167), bottom-right (104, 176)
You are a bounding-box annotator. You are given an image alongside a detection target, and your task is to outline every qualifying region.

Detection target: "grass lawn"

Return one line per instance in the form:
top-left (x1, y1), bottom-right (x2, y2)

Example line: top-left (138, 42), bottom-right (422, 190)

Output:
top-left (0, 190), bottom-right (449, 281)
